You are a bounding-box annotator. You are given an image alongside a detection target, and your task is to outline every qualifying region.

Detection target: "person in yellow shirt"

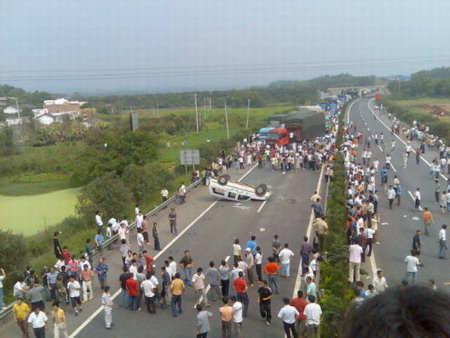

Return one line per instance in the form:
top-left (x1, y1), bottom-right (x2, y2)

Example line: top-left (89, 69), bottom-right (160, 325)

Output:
top-left (13, 297), bottom-right (30, 337)
top-left (170, 272), bottom-right (185, 317)
top-left (52, 301), bottom-right (68, 338)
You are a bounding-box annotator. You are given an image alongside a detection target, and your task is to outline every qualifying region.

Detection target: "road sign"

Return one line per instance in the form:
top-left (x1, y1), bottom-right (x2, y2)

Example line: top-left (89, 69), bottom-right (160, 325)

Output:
top-left (180, 149), bottom-right (200, 165)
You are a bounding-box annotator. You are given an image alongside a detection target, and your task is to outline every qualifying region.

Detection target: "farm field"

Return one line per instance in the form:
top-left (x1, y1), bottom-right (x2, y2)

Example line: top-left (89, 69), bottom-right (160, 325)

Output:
top-left (0, 187), bottom-right (80, 235)
top-left (395, 98), bottom-right (450, 123)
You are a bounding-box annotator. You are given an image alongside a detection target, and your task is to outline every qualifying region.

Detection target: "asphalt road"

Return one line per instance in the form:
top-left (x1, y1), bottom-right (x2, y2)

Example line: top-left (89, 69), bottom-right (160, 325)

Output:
top-left (55, 163), bottom-right (324, 337)
top-left (349, 97), bottom-right (450, 288)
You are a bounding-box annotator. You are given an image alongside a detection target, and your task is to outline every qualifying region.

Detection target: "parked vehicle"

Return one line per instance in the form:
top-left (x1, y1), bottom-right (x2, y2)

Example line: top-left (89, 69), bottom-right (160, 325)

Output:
top-left (208, 175), bottom-right (272, 201)
top-left (257, 127), bottom-right (275, 141)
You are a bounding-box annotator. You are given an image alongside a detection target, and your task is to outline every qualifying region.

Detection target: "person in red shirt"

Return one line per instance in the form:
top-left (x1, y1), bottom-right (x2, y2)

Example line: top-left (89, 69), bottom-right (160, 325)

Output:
top-left (62, 246), bottom-right (72, 265)
top-left (126, 277), bottom-right (139, 311)
top-left (233, 271), bottom-right (249, 317)
top-left (290, 290), bottom-right (308, 334)
top-left (264, 257), bottom-right (280, 294)
top-left (143, 251), bottom-right (154, 273)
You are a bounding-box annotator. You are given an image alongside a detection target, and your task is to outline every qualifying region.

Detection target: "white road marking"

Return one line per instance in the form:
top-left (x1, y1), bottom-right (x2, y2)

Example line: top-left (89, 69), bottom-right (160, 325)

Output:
top-left (381, 222), bottom-right (390, 226)
top-left (378, 146), bottom-right (383, 152)
top-left (412, 216), bottom-right (420, 221)
top-left (408, 191), bottom-right (423, 211)
top-left (233, 204), bottom-right (251, 210)
top-left (257, 201), bottom-right (267, 213)
top-left (259, 228), bottom-right (266, 232)
top-left (292, 164), bottom-right (325, 298)
top-left (390, 162), bottom-right (397, 173)
top-left (367, 99), bottom-right (446, 180)
top-left (69, 165), bottom-right (259, 337)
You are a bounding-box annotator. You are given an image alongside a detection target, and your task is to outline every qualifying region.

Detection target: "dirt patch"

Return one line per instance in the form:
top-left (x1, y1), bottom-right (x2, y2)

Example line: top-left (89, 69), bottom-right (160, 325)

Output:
top-left (410, 104), bottom-right (450, 116)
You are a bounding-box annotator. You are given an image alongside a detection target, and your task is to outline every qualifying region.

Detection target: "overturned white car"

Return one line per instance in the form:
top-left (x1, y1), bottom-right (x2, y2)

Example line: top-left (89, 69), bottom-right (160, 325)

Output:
top-left (208, 175), bottom-right (272, 201)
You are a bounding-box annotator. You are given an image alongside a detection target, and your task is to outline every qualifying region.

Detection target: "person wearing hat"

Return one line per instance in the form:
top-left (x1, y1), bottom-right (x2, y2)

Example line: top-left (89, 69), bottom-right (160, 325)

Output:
top-left (13, 296), bottom-right (30, 337)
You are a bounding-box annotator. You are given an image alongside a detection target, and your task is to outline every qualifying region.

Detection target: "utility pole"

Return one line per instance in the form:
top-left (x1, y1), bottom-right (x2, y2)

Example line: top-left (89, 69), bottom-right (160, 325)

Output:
top-left (224, 101), bottom-right (230, 139)
top-left (398, 79), bottom-right (401, 95)
top-left (245, 99), bottom-right (251, 130)
top-left (204, 97), bottom-right (207, 122)
top-left (194, 93), bottom-right (199, 133)
top-left (209, 97), bottom-right (212, 113)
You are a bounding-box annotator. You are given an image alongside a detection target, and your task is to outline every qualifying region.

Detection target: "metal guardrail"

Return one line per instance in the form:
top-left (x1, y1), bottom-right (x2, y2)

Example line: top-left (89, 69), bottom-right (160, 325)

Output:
top-left (0, 178), bottom-right (203, 322)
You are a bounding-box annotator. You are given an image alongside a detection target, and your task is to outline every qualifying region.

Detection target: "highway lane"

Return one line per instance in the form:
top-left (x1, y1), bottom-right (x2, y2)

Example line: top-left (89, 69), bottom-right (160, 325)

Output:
top-left (73, 163), bottom-right (324, 337)
top-left (349, 98), bottom-right (449, 288)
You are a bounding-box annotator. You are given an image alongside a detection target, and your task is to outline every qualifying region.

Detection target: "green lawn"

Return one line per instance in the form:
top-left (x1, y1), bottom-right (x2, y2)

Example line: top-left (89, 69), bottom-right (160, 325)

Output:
top-left (395, 98), bottom-right (450, 123)
top-left (0, 187), bottom-right (80, 235)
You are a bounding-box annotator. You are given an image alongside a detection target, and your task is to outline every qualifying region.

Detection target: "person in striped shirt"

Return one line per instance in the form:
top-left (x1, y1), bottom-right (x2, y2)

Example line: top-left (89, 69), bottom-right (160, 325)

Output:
top-left (102, 286), bottom-right (113, 329)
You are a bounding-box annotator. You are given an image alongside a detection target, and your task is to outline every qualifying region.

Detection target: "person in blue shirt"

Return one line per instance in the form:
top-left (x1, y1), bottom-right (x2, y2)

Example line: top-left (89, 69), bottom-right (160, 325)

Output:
top-left (380, 167), bottom-right (388, 186)
top-left (95, 230), bottom-right (105, 255)
top-left (246, 236), bottom-right (257, 256)
top-left (95, 258), bottom-right (108, 290)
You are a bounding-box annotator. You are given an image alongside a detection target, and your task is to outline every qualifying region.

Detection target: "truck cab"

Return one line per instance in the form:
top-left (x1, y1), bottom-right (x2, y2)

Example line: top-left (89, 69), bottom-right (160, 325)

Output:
top-left (266, 128), bottom-right (289, 146)
top-left (257, 127), bottom-right (275, 142)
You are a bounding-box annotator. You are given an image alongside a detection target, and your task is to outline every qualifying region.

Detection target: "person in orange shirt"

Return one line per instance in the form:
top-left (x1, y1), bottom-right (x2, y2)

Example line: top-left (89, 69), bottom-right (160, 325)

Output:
top-left (422, 207), bottom-right (434, 236)
top-left (264, 257), bottom-right (279, 295)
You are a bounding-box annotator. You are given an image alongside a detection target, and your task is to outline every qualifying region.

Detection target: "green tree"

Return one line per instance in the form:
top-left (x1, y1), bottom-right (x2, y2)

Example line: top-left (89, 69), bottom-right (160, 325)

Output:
top-left (76, 173), bottom-right (132, 223)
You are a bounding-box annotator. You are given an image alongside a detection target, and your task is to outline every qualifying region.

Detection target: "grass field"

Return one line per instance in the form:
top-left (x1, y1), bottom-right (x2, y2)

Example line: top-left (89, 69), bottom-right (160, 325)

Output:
top-left (395, 98), bottom-right (450, 123)
top-left (0, 187), bottom-right (80, 235)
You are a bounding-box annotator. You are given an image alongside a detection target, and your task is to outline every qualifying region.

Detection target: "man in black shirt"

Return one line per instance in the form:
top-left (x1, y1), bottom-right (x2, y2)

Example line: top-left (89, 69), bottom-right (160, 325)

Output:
top-left (412, 230), bottom-right (422, 255)
top-left (257, 280), bottom-right (273, 325)
top-left (53, 232), bottom-right (63, 259)
top-left (119, 266), bottom-right (133, 307)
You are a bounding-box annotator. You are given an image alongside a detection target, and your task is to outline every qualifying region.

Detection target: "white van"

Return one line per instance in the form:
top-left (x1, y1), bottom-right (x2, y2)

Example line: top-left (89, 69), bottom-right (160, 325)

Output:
top-left (208, 175), bottom-right (272, 201)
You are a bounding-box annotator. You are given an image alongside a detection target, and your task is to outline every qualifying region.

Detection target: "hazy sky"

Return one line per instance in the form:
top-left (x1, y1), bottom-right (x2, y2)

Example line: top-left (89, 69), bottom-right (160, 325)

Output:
top-left (1, 0), bottom-right (450, 94)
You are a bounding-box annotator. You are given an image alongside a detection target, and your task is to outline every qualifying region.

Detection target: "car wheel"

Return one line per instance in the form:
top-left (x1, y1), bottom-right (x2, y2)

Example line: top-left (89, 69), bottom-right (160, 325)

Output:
top-left (255, 184), bottom-right (267, 197)
top-left (218, 175), bottom-right (230, 186)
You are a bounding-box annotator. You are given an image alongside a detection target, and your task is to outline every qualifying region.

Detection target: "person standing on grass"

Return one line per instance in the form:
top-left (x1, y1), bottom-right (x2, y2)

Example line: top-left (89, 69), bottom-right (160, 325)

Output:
top-left (438, 224), bottom-right (448, 260)
top-left (195, 304), bottom-right (213, 338)
top-left (53, 232), bottom-right (63, 259)
top-left (257, 280), bottom-right (273, 326)
top-left (278, 243), bottom-right (295, 279)
top-left (152, 222), bottom-right (161, 251)
top-left (169, 208), bottom-right (178, 235)
top-left (27, 307), bottom-right (47, 338)
top-left (277, 297), bottom-right (299, 338)
top-left (102, 286), bottom-right (113, 330)
top-left (67, 276), bottom-right (82, 316)
top-left (422, 207), bottom-right (433, 236)
top-left (95, 258), bottom-right (108, 291)
top-left (13, 297), bottom-right (30, 337)
top-left (52, 301), bottom-right (68, 338)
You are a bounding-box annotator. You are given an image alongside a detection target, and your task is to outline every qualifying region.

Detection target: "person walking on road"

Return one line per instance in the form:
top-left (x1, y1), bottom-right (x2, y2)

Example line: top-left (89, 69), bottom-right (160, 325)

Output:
top-left (403, 250), bottom-right (423, 285)
top-left (230, 296), bottom-right (243, 338)
top-left (219, 297), bottom-right (233, 338)
top-left (233, 271), bottom-right (249, 317)
top-left (255, 247), bottom-right (263, 282)
top-left (304, 295), bottom-right (322, 338)
top-left (434, 180), bottom-right (441, 204)
top-left (387, 185), bottom-right (396, 209)
top-left (141, 273), bottom-right (157, 313)
top-left (440, 191), bottom-right (448, 214)
top-left (264, 257), bottom-right (280, 294)
top-left (289, 290), bottom-right (307, 335)
top-left (205, 261), bottom-right (222, 302)
top-left (67, 276), bottom-right (82, 316)
top-left (13, 297), bottom-right (30, 337)
top-left (168, 208), bottom-right (178, 235)
top-left (27, 307), bottom-right (48, 338)
top-left (244, 249), bottom-right (255, 286)
top-left (422, 208), bottom-right (434, 236)
top-left (438, 224), bottom-right (448, 259)
top-left (277, 297), bottom-right (299, 338)
top-left (195, 304), bottom-right (213, 338)
top-left (192, 267), bottom-right (209, 307)
top-left (414, 188), bottom-right (422, 211)
top-left (232, 239), bottom-right (242, 266)
top-left (272, 234), bottom-right (281, 262)
top-left (152, 222), bottom-right (161, 251)
top-left (101, 286), bottom-right (113, 329)
top-left (179, 251), bottom-right (194, 287)
top-left (219, 260), bottom-right (230, 298)
top-left (278, 243), bottom-right (295, 279)
top-left (313, 216), bottom-right (328, 252)
top-left (52, 301), bottom-right (68, 338)
top-left (170, 273), bottom-right (185, 317)
top-left (257, 280), bottom-right (273, 326)
top-left (300, 236), bottom-right (312, 276)
top-left (412, 230), bottom-right (423, 255)
top-left (349, 240), bottom-right (363, 283)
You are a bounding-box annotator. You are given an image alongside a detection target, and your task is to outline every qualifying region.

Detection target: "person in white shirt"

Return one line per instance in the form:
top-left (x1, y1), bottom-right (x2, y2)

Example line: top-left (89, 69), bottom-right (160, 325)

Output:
top-left (349, 241), bottom-right (363, 283)
top-left (304, 295), bottom-right (322, 338)
top-left (277, 297), bottom-right (299, 338)
top-left (372, 269), bottom-right (388, 293)
top-left (438, 224), bottom-right (447, 259)
top-left (414, 188), bottom-right (421, 210)
top-left (278, 244), bottom-right (295, 279)
top-left (101, 286), bottom-right (113, 329)
top-left (27, 308), bottom-right (48, 337)
top-left (403, 250), bottom-right (422, 285)
top-left (161, 186), bottom-right (169, 205)
top-left (168, 257), bottom-right (177, 278)
top-left (136, 229), bottom-right (145, 254)
top-left (141, 273), bottom-right (157, 313)
top-left (387, 185), bottom-right (396, 209)
top-left (364, 224), bottom-right (376, 257)
top-left (231, 296), bottom-right (243, 337)
top-left (192, 268), bottom-right (209, 307)
top-left (135, 212), bottom-right (144, 229)
top-left (67, 276), bottom-right (82, 316)
top-left (95, 211), bottom-right (103, 232)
